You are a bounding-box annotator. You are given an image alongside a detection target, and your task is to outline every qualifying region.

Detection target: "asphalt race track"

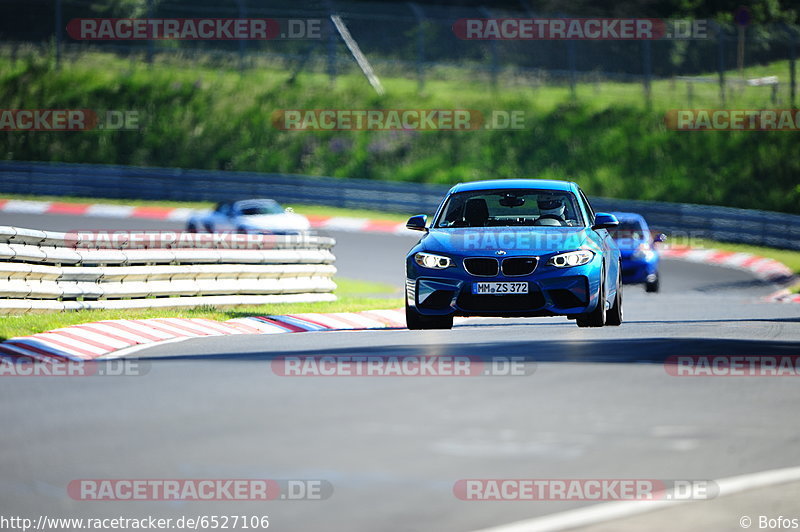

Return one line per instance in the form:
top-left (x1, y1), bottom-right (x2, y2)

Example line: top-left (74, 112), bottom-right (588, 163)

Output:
top-left (1, 212), bottom-right (799, 532)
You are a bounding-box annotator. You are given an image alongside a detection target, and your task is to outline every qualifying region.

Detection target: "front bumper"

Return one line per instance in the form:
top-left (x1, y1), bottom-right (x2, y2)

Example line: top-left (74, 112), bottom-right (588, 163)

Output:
top-left (406, 256), bottom-right (602, 318)
top-left (620, 256), bottom-right (658, 284)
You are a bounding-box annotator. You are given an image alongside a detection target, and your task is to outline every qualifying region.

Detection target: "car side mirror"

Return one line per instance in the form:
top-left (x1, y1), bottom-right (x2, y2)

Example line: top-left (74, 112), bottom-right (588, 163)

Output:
top-left (654, 233), bottom-right (667, 243)
top-left (406, 214), bottom-right (428, 232)
top-left (592, 213), bottom-right (619, 230)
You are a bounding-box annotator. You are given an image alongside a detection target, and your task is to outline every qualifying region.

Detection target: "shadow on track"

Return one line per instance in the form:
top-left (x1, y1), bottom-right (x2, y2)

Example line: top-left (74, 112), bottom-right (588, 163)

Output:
top-left (145, 337), bottom-right (800, 365)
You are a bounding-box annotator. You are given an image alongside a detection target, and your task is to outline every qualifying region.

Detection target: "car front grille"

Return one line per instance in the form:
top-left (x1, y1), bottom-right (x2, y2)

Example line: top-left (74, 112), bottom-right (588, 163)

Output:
top-left (463, 257), bottom-right (499, 277)
top-left (501, 257), bottom-right (538, 276)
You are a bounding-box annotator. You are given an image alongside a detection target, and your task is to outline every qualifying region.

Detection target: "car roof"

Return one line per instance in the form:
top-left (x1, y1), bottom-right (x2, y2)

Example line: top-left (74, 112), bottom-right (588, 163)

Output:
top-left (448, 179), bottom-right (576, 194)
top-left (610, 211), bottom-right (647, 223)
top-left (233, 199), bottom-right (281, 207)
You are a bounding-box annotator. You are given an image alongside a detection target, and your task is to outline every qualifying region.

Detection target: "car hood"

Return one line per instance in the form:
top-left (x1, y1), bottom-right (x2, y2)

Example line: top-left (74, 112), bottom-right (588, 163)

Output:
top-left (240, 213), bottom-right (310, 231)
top-left (420, 227), bottom-right (596, 256)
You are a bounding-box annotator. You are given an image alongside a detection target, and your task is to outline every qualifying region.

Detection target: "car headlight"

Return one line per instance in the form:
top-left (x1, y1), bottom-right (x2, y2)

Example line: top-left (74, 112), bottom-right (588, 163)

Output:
top-left (632, 244), bottom-right (655, 260)
top-left (414, 252), bottom-right (452, 269)
top-left (548, 250), bottom-right (594, 268)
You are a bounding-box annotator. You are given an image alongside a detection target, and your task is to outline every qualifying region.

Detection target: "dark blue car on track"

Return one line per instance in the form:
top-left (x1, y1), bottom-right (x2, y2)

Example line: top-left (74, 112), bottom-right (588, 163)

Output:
top-left (608, 212), bottom-right (665, 293)
top-left (405, 179), bottom-right (623, 329)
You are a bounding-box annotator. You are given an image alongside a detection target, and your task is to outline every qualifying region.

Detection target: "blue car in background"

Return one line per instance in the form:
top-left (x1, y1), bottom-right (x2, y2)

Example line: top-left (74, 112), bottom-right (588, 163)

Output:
top-left (609, 212), bottom-right (665, 293)
top-left (405, 179), bottom-right (622, 329)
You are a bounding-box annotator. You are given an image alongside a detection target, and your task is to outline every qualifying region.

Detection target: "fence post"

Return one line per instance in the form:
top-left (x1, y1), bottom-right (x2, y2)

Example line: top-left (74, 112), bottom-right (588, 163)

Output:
top-left (327, 11), bottom-right (337, 85)
top-left (408, 3), bottom-right (426, 93)
top-left (568, 40), bottom-right (577, 98)
top-left (146, 0), bottom-right (154, 65)
top-left (237, 0), bottom-right (247, 73)
top-left (790, 33), bottom-right (797, 109)
top-left (479, 7), bottom-right (498, 90)
top-left (55, 0), bottom-right (62, 69)
top-left (718, 29), bottom-right (726, 105)
top-left (642, 39), bottom-right (652, 107)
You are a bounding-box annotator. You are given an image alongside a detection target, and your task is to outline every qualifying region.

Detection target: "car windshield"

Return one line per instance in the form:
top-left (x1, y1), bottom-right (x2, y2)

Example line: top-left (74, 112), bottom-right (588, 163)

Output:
top-left (434, 189), bottom-right (584, 228)
top-left (609, 220), bottom-right (646, 240)
top-left (238, 203), bottom-right (284, 216)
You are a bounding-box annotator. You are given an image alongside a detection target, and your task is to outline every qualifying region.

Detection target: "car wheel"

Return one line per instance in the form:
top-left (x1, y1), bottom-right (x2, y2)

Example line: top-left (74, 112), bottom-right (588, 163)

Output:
top-left (405, 302), bottom-right (453, 330)
top-left (606, 267), bottom-right (623, 326)
top-left (576, 270), bottom-right (606, 328)
top-left (645, 274), bottom-right (660, 293)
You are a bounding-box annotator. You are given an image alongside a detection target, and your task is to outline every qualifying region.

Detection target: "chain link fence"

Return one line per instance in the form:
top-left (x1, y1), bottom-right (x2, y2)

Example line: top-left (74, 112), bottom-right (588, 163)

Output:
top-left (1, 0), bottom-right (798, 106)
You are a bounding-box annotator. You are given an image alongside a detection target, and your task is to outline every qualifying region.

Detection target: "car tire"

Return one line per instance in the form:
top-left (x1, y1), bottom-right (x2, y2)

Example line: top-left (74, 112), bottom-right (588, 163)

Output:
top-left (405, 302), bottom-right (453, 330)
top-left (606, 267), bottom-right (623, 326)
top-left (576, 270), bottom-right (606, 328)
top-left (645, 274), bottom-right (660, 293)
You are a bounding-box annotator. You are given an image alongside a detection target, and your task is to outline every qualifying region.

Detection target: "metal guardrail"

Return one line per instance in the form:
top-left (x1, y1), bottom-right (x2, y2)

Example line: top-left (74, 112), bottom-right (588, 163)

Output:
top-left (0, 224), bottom-right (337, 314)
top-left (1, 160), bottom-right (799, 250)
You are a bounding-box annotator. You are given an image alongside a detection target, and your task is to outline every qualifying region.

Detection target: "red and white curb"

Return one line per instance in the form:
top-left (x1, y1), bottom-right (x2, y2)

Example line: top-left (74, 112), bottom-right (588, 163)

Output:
top-left (766, 288), bottom-right (800, 303)
top-left (0, 310), bottom-right (408, 362)
top-left (660, 246), bottom-right (794, 283)
top-left (0, 199), bottom-right (410, 234)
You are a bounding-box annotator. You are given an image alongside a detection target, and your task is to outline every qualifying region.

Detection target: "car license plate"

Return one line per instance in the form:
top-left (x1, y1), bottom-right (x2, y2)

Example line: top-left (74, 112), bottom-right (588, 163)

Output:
top-left (472, 282), bottom-right (529, 295)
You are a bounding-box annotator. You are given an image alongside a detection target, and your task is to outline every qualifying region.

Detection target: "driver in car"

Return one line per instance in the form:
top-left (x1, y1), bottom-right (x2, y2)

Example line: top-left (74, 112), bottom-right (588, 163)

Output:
top-left (536, 195), bottom-right (571, 226)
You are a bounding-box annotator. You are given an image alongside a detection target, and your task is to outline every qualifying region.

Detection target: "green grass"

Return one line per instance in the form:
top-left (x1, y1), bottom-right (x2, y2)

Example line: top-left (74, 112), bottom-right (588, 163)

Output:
top-left (0, 277), bottom-right (403, 341)
top-left (1, 47), bottom-right (799, 214)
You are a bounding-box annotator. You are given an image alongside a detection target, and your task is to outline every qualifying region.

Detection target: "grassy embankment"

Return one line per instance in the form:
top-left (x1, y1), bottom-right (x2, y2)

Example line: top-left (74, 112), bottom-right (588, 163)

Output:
top-left (0, 47), bottom-right (798, 214)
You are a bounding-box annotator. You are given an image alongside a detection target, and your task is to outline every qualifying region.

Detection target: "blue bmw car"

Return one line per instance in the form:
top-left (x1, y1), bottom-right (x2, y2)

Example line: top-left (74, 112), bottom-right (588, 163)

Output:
top-left (608, 212), bottom-right (665, 293)
top-left (405, 179), bottom-right (623, 329)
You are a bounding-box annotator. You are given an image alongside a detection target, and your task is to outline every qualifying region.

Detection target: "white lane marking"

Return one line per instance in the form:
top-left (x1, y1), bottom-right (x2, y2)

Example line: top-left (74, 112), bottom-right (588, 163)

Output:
top-left (471, 465), bottom-right (800, 532)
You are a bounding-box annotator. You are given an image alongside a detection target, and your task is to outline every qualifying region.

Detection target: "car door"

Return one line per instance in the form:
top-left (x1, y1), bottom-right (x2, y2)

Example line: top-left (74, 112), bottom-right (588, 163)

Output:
top-left (578, 188), bottom-right (620, 300)
top-left (206, 202), bottom-right (234, 232)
